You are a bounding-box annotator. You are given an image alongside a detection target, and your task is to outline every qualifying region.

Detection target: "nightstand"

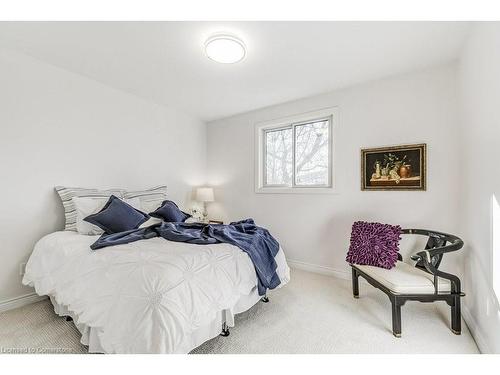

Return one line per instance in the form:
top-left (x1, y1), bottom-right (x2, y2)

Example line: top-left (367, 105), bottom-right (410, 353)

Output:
top-left (208, 220), bottom-right (224, 225)
top-left (185, 217), bottom-right (223, 225)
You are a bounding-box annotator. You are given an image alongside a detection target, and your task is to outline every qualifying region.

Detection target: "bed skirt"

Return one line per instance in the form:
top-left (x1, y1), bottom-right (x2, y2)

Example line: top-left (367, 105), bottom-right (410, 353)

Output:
top-left (49, 288), bottom-right (262, 354)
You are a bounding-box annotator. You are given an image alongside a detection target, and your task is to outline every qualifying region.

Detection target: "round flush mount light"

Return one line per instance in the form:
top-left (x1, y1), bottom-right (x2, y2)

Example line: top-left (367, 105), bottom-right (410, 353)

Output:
top-left (204, 34), bottom-right (246, 64)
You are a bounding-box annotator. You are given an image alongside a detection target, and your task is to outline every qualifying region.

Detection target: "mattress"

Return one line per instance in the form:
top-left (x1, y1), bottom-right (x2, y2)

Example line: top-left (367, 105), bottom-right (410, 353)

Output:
top-left (23, 231), bottom-right (290, 353)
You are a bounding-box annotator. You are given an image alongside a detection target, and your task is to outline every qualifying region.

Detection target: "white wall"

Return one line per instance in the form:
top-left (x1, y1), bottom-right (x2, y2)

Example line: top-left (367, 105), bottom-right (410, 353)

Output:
top-left (457, 23), bottom-right (500, 353)
top-left (0, 48), bottom-right (207, 302)
top-left (3, 25), bottom-right (497, 351)
top-left (207, 65), bottom-right (461, 277)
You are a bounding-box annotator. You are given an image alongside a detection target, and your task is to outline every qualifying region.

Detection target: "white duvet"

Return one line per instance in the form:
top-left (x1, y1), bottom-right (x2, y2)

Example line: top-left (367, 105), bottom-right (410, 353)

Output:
top-left (23, 231), bottom-right (290, 353)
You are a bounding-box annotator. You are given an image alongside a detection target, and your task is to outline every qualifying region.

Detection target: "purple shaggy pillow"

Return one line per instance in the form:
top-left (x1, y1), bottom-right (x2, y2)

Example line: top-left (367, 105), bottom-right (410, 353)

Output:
top-left (346, 221), bottom-right (402, 269)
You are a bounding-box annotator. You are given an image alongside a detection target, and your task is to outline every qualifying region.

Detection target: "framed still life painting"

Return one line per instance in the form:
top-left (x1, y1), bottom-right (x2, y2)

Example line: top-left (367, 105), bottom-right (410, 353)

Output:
top-left (361, 143), bottom-right (427, 191)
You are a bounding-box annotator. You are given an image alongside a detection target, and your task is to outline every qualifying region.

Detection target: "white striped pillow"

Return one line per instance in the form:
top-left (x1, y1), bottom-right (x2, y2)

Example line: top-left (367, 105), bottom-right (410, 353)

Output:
top-left (123, 185), bottom-right (167, 213)
top-left (55, 186), bottom-right (125, 231)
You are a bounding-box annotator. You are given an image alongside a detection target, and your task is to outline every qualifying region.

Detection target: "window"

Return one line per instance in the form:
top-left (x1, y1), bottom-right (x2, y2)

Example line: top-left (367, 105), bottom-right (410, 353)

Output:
top-left (256, 108), bottom-right (335, 193)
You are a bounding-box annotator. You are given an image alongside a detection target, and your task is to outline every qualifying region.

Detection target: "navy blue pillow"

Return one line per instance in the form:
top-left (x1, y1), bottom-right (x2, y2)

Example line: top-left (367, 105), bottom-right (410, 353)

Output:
top-left (84, 195), bottom-right (149, 234)
top-left (149, 200), bottom-right (191, 222)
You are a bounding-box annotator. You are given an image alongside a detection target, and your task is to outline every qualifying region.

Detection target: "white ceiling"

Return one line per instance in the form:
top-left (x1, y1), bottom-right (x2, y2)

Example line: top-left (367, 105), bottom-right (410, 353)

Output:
top-left (0, 22), bottom-right (471, 121)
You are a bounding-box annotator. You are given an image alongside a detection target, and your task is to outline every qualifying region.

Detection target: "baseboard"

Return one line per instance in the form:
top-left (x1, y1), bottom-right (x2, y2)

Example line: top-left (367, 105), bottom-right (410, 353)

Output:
top-left (287, 259), bottom-right (351, 280)
top-left (0, 293), bottom-right (47, 313)
top-left (462, 305), bottom-right (491, 354)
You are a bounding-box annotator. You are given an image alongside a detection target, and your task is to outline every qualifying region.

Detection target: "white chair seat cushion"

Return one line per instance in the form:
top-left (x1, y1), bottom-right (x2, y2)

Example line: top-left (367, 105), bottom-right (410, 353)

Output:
top-left (353, 261), bottom-right (451, 294)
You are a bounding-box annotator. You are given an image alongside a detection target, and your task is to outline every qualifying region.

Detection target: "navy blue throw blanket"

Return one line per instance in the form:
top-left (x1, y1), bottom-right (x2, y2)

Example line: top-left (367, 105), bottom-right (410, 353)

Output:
top-left (90, 219), bottom-right (281, 295)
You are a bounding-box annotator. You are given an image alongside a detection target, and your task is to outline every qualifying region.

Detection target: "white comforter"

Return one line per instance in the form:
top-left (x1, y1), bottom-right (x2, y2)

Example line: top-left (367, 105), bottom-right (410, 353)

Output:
top-left (23, 231), bottom-right (290, 353)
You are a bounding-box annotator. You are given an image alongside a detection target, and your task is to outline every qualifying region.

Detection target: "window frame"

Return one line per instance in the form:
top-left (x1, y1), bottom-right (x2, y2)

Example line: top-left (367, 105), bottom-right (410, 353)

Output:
top-left (255, 107), bottom-right (337, 194)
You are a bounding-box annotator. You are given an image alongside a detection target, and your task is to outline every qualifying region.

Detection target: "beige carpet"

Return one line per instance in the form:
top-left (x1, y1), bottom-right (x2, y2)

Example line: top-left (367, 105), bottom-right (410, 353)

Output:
top-left (0, 269), bottom-right (479, 354)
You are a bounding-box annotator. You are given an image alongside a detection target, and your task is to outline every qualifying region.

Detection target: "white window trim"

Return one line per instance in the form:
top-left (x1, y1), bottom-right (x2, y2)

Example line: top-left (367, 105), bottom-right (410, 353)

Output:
top-left (255, 107), bottom-right (338, 194)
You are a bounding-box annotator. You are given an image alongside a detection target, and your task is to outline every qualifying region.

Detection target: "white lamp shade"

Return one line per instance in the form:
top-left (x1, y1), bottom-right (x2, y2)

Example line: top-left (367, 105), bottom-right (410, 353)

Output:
top-left (196, 187), bottom-right (215, 202)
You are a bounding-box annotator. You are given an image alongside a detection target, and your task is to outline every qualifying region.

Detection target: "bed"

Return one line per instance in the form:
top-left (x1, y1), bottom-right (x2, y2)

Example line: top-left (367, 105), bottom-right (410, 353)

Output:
top-left (22, 230), bottom-right (290, 353)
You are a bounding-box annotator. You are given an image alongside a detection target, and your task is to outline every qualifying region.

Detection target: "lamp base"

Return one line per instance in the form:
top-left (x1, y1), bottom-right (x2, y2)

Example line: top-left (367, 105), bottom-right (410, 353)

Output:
top-left (202, 202), bottom-right (208, 223)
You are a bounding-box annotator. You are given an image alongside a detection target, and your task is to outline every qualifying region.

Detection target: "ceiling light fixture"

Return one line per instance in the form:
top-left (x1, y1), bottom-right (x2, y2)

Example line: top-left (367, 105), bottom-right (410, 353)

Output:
top-left (205, 34), bottom-right (246, 64)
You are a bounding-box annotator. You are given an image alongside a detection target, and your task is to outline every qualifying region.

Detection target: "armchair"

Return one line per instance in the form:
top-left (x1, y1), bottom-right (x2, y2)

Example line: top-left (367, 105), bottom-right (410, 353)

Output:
top-left (351, 229), bottom-right (465, 337)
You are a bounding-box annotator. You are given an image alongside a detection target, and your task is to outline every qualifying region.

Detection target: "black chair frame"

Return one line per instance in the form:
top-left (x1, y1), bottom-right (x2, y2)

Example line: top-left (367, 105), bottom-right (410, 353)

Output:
top-left (351, 229), bottom-right (465, 337)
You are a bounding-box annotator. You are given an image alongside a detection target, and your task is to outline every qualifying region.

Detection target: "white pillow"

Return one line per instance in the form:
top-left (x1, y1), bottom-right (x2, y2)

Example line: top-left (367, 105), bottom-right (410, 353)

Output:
top-left (72, 196), bottom-right (107, 235)
top-left (126, 198), bottom-right (163, 228)
top-left (139, 217), bottom-right (163, 228)
top-left (72, 196), bottom-right (142, 235)
top-left (123, 186), bottom-right (167, 228)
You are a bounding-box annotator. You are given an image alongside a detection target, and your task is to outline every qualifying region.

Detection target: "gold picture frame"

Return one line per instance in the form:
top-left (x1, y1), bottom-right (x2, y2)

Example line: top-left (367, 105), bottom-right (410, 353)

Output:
top-left (361, 143), bottom-right (427, 191)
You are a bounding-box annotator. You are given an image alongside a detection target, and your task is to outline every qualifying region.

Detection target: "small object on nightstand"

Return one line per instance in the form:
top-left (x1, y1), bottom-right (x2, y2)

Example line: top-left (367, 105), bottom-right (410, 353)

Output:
top-left (209, 220), bottom-right (223, 225)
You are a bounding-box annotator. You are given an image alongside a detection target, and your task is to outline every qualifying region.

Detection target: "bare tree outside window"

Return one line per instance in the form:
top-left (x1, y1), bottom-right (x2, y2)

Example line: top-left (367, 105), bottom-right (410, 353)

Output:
top-left (263, 118), bottom-right (331, 188)
top-left (265, 128), bottom-right (292, 185)
top-left (295, 120), bottom-right (329, 185)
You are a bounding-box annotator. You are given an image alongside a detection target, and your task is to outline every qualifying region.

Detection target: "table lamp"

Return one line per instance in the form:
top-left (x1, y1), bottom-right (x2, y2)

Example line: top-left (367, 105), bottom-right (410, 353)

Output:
top-left (196, 187), bottom-right (214, 222)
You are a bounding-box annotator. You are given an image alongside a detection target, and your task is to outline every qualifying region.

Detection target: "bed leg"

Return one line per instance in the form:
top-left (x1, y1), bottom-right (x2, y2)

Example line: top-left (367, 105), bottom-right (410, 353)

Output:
top-left (261, 295), bottom-right (269, 303)
top-left (65, 316), bottom-right (73, 322)
top-left (220, 322), bottom-right (230, 337)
